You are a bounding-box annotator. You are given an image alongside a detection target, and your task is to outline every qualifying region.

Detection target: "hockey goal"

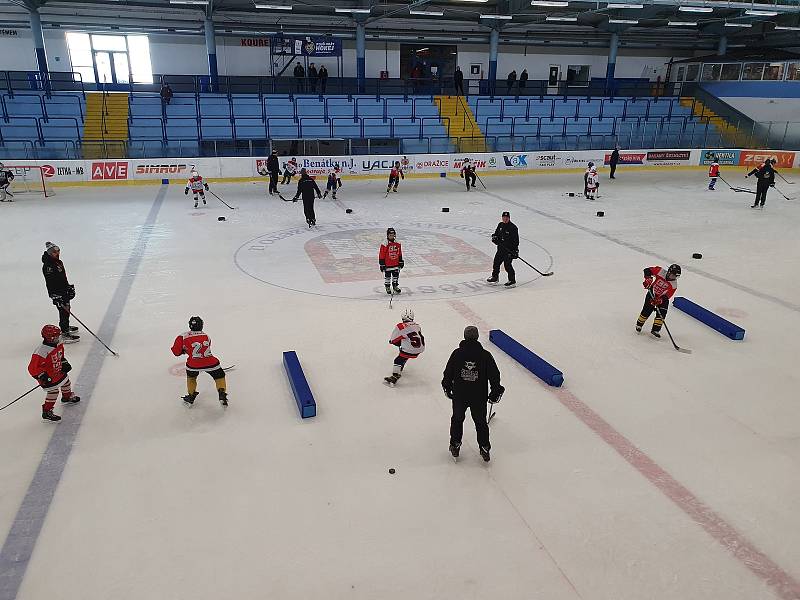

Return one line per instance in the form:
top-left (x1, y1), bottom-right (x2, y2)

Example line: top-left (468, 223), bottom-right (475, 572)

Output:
top-left (4, 165), bottom-right (54, 197)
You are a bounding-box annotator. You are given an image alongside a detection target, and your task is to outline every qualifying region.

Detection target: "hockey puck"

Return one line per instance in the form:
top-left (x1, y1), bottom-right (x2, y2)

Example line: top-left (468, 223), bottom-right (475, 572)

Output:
top-left (345, 208), bottom-right (353, 214)
top-left (388, 468), bottom-right (396, 474)
top-left (217, 216), bottom-right (226, 221)
top-left (568, 192), bottom-right (575, 197)
top-left (442, 207), bottom-right (450, 212)
top-left (596, 211), bottom-right (604, 217)
top-left (692, 252), bottom-right (702, 259)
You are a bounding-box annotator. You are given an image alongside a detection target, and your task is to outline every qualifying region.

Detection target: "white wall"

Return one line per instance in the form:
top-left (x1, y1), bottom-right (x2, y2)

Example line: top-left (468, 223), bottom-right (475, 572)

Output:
top-left (0, 29), bottom-right (69, 71)
top-left (721, 97), bottom-right (800, 122)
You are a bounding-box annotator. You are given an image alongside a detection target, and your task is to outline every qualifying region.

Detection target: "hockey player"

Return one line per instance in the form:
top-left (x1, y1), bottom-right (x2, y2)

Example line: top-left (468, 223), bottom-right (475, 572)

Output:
top-left (707, 157), bottom-right (720, 191)
top-left (636, 264), bottom-right (680, 338)
top-left (460, 158), bottom-right (477, 191)
top-left (387, 161), bottom-right (404, 194)
top-left (379, 227), bottom-right (404, 295)
top-left (184, 169), bottom-right (209, 208)
top-left (171, 316), bottom-right (228, 407)
top-left (585, 166), bottom-right (599, 200)
top-left (583, 161), bottom-right (594, 198)
top-left (42, 242), bottom-right (79, 342)
top-left (746, 158), bottom-right (776, 208)
top-left (0, 162), bottom-right (15, 202)
top-left (487, 211), bottom-right (519, 287)
top-left (384, 309), bottom-right (425, 387)
top-left (28, 324), bottom-right (81, 422)
top-left (292, 168), bottom-right (322, 227)
top-left (281, 157), bottom-right (298, 185)
top-left (323, 168), bottom-right (339, 199)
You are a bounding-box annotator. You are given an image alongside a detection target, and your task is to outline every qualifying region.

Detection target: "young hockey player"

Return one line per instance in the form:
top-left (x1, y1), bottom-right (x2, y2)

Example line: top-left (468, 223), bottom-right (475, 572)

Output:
top-left (387, 161), bottom-right (404, 194)
top-left (28, 324), bottom-right (81, 422)
top-left (379, 227), bottom-right (404, 295)
top-left (292, 168), bottom-right (322, 227)
top-left (636, 264), bottom-right (680, 338)
top-left (708, 157), bottom-right (720, 191)
top-left (583, 161), bottom-right (595, 198)
top-left (585, 166), bottom-right (599, 200)
top-left (0, 162), bottom-right (15, 202)
top-left (171, 316), bottom-right (228, 407)
top-left (323, 168), bottom-right (339, 199)
top-left (384, 309), bottom-right (425, 387)
top-left (184, 169), bottom-right (209, 208)
top-left (281, 157), bottom-right (298, 185)
top-left (460, 158), bottom-right (477, 191)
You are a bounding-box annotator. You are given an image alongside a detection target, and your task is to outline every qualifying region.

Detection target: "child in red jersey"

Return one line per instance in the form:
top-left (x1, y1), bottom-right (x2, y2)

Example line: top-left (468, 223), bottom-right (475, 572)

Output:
top-left (637, 264), bottom-right (681, 338)
top-left (386, 161), bottom-right (404, 194)
top-left (28, 324), bottom-right (80, 421)
top-left (379, 227), bottom-right (404, 295)
top-left (171, 316), bottom-right (228, 407)
top-left (184, 168), bottom-right (209, 208)
top-left (708, 157), bottom-right (720, 191)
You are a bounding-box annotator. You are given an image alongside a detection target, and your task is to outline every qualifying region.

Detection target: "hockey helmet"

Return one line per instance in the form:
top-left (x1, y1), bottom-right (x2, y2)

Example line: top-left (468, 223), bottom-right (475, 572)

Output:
top-left (587, 161), bottom-right (594, 168)
top-left (189, 316), bottom-right (204, 332)
top-left (667, 264), bottom-right (681, 279)
top-left (41, 324), bottom-right (61, 341)
top-left (401, 309), bottom-right (414, 323)
top-left (386, 227), bottom-right (396, 239)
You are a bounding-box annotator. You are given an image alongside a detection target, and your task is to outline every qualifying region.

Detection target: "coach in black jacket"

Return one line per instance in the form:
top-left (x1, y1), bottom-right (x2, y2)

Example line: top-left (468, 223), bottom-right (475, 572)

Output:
top-left (291, 168), bottom-right (322, 226)
top-left (487, 211), bottom-right (519, 287)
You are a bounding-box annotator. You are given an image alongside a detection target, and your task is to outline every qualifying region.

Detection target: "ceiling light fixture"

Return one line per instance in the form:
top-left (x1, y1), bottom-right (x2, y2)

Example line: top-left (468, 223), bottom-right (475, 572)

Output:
top-left (479, 14), bottom-right (513, 19)
top-left (531, 1), bottom-right (569, 6)
top-left (546, 15), bottom-right (577, 20)
top-left (254, 3), bottom-right (292, 9)
top-left (410, 8), bottom-right (445, 15)
top-left (775, 25), bottom-right (800, 30)
top-left (724, 21), bottom-right (751, 26)
top-left (744, 9), bottom-right (777, 16)
top-left (667, 20), bottom-right (696, 25)
top-left (169, 0), bottom-right (209, 4)
top-left (678, 5), bottom-right (713, 12)
top-left (456, 0), bottom-right (489, 3)
top-left (606, 3), bottom-right (644, 8)
top-left (608, 18), bottom-right (638, 23)
top-left (334, 7), bottom-right (371, 13)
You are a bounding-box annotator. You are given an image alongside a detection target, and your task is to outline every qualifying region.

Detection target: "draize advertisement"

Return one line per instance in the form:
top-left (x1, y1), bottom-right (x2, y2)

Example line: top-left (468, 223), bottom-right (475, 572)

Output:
top-left (700, 150), bottom-right (740, 165)
top-left (605, 152), bottom-right (645, 165)
top-left (646, 151), bottom-right (691, 162)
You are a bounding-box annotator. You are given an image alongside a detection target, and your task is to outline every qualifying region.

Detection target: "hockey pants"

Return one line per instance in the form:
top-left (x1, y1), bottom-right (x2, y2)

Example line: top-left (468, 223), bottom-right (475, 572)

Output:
top-left (186, 368), bottom-right (226, 395)
top-left (450, 395), bottom-right (490, 449)
top-left (708, 177), bottom-right (717, 190)
top-left (754, 182), bottom-right (769, 206)
top-left (42, 377), bottom-right (73, 413)
top-left (388, 176), bottom-right (400, 191)
top-left (637, 296), bottom-right (669, 333)
top-left (491, 249), bottom-right (516, 282)
top-left (384, 268), bottom-right (399, 287)
top-left (464, 172), bottom-right (476, 190)
top-left (303, 197), bottom-right (316, 222)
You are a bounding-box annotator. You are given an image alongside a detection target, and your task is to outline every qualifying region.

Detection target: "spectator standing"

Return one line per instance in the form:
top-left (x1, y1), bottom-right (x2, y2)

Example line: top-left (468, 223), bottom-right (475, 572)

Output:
top-left (160, 82), bottom-right (173, 105)
top-left (454, 66), bottom-right (464, 95)
top-left (318, 64), bottom-right (328, 93)
top-left (293, 62), bottom-right (305, 93)
top-left (506, 70), bottom-right (517, 94)
top-left (307, 62), bottom-right (318, 93)
top-left (519, 69), bottom-right (528, 94)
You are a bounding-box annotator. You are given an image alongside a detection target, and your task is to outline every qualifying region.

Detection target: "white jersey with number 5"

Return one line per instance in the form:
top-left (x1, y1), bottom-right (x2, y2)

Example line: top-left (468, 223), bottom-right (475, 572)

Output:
top-left (390, 322), bottom-right (425, 358)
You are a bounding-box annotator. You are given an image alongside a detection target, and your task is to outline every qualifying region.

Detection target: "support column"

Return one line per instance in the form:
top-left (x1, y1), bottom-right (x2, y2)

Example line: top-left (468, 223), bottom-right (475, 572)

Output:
top-left (204, 18), bottom-right (218, 92)
top-left (356, 22), bottom-right (366, 93)
top-left (29, 8), bottom-right (48, 74)
top-left (718, 35), bottom-right (727, 56)
top-left (488, 28), bottom-right (499, 95)
top-left (606, 32), bottom-right (619, 93)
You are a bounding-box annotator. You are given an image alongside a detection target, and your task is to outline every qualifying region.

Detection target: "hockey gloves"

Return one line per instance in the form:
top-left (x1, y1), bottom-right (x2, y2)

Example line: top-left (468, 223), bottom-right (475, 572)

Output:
top-left (488, 385), bottom-right (505, 404)
top-left (61, 359), bottom-right (72, 374)
top-left (442, 386), bottom-right (454, 400)
top-left (37, 374), bottom-right (52, 388)
top-left (184, 187), bottom-right (189, 195)
top-left (649, 295), bottom-right (664, 307)
top-left (398, 259), bottom-right (404, 269)
top-left (643, 277), bottom-right (653, 289)
top-left (67, 284), bottom-right (76, 300)
top-left (491, 235), bottom-right (499, 245)
top-left (380, 265), bottom-right (386, 272)
top-left (204, 183), bottom-right (209, 191)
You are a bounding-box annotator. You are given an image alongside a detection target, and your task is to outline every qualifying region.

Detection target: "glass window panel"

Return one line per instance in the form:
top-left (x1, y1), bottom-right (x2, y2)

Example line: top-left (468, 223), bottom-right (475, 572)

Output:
top-left (113, 52), bottom-right (130, 84)
top-left (676, 66), bottom-right (685, 82)
top-left (701, 63), bottom-right (721, 81)
top-left (73, 65), bottom-right (95, 84)
top-left (787, 62), bottom-right (800, 81)
top-left (91, 34), bottom-right (127, 52)
top-left (566, 65), bottom-right (590, 86)
top-left (65, 32), bottom-right (92, 67)
top-left (127, 35), bottom-right (153, 84)
top-left (742, 62), bottom-right (766, 80)
top-left (685, 64), bottom-right (699, 81)
top-left (763, 62), bottom-right (784, 81)
top-left (95, 52), bottom-right (112, 84)
top-left (720, 63), bottom-right (741, 81)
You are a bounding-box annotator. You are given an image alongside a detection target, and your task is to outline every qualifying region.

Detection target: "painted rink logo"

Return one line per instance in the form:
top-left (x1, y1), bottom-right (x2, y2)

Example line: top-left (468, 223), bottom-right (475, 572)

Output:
top-left (234, 221), bottom-right (554, 300)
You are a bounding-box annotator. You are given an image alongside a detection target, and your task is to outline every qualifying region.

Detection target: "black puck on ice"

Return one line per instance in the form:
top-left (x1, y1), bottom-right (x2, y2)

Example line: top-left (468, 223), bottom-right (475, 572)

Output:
top-left (568, 192), bottom-right (575, 197)
top-left (218, 216), bottom-right (226, 221)
top-left (388, 468), bottom-right (396, 474)
top-left (692, 252), bottom-right (702, 259)
top-left (345, 208), bottom-right (353, 214)
top-left (596, 211), bottom-right (604, 217)
top-left (442, 207), bottom-right (450, 212)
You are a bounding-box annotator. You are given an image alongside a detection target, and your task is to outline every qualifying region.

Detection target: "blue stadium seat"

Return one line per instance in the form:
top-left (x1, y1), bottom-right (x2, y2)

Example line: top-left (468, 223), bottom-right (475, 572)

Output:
top-left (299, 118), bottom-right (330, 137)
top-left (577, 99), bottom-right (603, 118)
top-left (267, 118), bottom-right (299, 138)
top-left (200, 118), bottom-right (233, 139)
top-left (553, 99), bottom-right (578, 118)
top-left (363, 119), bottom-right (392, 138)
top-left (234, 118), bottom-right (267, 138)
top-left (332, 118), bottom-right (361, 137)
top-left (232, 96), bottom-right (263, 118)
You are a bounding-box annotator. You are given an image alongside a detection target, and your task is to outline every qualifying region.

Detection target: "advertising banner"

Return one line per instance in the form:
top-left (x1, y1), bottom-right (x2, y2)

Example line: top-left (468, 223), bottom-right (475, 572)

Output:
top-left (646, 150), bottom-right (691, 165)
top-left (700, 149), bottom-right (740, 165)
top-left (270, 36), bottom-right (342, 57)
top-left (738, 150), bottom-right (796, 169)
top-left (605, 152), bottom-right (646, 165)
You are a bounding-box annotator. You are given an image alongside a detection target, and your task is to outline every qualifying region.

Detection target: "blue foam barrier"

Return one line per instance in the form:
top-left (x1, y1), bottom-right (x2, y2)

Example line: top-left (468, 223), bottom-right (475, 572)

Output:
top-left (672, 297), bottom-right (745, 341)
top-left (489, 329), bottom-right (564, 387)
top-left (282, 351), bottom-right (317, 418)
top-left (162, 178), bottom-right (169, 185)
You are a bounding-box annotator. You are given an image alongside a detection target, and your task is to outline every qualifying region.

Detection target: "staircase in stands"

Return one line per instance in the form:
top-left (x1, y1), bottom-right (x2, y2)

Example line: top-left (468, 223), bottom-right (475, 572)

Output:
top-left (679, 96), bottom-right (748, 147)
top-left (82, 91), bottom-right (130, 159)
top-left (434, 95), bottom-right (487, 153)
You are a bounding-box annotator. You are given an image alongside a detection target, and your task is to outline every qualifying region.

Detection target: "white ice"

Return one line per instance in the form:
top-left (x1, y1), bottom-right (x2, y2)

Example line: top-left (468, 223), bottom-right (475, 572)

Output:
top-left (1, 169), bottom-right (799, 600)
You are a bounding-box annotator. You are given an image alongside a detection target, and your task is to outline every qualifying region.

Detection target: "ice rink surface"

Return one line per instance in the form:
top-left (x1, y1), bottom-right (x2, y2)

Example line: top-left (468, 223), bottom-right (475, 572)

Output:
top-left (1, 169), bottom-right (799, 600)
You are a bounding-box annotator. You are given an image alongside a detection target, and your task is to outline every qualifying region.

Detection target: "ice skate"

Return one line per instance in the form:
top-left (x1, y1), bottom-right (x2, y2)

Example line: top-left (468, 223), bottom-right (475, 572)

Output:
top-left (504, 280), bottom-right (516, 288)
top-left (479, 446), bottom-right (490, 462)
top-left (61, 394), bottom-right (81, 404)
top-left (218, 391), bottom-right (228, 407)
top-left (385, 284), bottom-right (392, 295)
top-left (635, 324), bottom-right (642, 333)
top-left (183, 392), bottom-right (198, 406)
top-left (194, 201), bottom-right (198, 208)
top-left (42, 410), bottom-right (61, 422)
top-left (486, 275), bottom-right (499, 284)
top-left (392, 283), bottom-right (401, 294)
top-left (650, 330), bottom-right (661, 339)
top-left (449, 442), bottom-right (461, 459)
top-left (383, 374), bottom-right (400, 387)
top-left (60, 332), bottom-right (80, 343)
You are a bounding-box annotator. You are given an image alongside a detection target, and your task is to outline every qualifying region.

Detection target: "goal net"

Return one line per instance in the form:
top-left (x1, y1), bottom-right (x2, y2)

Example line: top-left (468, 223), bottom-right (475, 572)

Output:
top-left (4, 165), bottom-right (54, 197)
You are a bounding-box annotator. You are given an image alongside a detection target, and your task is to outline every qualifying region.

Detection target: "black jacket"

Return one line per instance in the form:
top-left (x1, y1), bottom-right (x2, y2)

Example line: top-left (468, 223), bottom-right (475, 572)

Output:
top-left (42, 252), bottom-right (69, 296)
top-left (293, 65), bottom-right (305, 78)
top-left (519, 71), bottom-right (528, 87)
top-left (318, 67), bottom-right (328, 80)
top-left (308, 66), bottom-right (318, 79)
top-left (610, 149), bottom-right (620, 164)
top-left (492, 221), bottom-right (519, 255)
top-left (442, 339), bottom-right (501, 402)
top-left (267, 154), bottom-right (279, 174)
top-left (748, 163), bottom-right (775, 185)
top-left (454, 69), bottom-right (463, 84)
top-left (294, 176), bottom-right (321, 201)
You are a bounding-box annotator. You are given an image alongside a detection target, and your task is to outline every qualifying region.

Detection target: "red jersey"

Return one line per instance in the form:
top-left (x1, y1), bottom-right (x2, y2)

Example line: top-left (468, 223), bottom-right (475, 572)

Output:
top-left (379, 241), bottom-right (403, 269)
top-left (28, 341), bottom-right (67, 387)
top-left (187, 175), bottom-right (205, 191)
top-left (171, 331), bottom-right (221, 371)
top-left (645, 266), bottom-right (678, 301)
top-left (389, 167), bottom-right (403, 179)
top-left (708, 163), bottom-right (720, 177)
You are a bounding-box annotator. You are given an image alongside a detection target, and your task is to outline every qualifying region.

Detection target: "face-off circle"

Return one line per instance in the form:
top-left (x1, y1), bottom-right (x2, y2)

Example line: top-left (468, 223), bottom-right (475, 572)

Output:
top-left (234, 221), bottom-right (554, 301)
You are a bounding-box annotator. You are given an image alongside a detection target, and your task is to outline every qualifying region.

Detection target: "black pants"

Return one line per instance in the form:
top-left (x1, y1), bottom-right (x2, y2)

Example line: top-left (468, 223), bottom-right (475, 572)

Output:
top-left (55, 300), bottom-right (71, 332)
top-left (303, 197), bottom-right (316, 223)
top-left (464, 171), bottom-right (476, 190)
top-left (637, 295), bottom-right (669, 332)
top-left (492, 249), bottom-right (515, 282)
top-left (388, 175), bottom-right (400, 190)
top-left (269, 171), bottom-right (279, 193)
top-left (754, 181), bottom-right (769, 206)
top-left (455, 80), bottom-right (464, 95)
top-left (450, 395), bottom-right (490, 449)
top-left (281, 170), bottom-right (293, 184)
top-left (610, 162), bottom-right (618, 178)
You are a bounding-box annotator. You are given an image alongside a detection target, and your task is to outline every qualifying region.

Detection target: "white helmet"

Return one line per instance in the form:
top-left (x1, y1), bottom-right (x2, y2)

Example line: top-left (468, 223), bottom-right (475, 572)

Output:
top-left (401, 309), bottom-right (414, 323)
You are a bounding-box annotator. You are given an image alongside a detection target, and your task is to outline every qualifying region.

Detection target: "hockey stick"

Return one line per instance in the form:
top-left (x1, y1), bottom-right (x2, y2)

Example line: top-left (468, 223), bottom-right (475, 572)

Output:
top-left (772, 185), bottom-right (794, 201)
top-left (647, 289), bottom-right (691, 354)
top-left (208, 190), bottom-right (236, 210)
top-left (0, 384), bottom-right (39, 412)
top-left (498, 243), bottom-right (553, 277)
top-left (777, 172), bottom-right (794, 185)
top-left (59, 304), bottom-right (118, 356)
top-left (475, 173), bottom-right (487, 190)
top-left (388, 283), bottom-right (394, 309)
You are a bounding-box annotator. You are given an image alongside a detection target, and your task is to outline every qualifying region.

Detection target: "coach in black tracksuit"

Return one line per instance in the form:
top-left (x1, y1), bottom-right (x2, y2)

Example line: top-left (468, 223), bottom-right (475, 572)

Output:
top-left (292, 168), bottom-right (322, 226)
top-left (266, 150), bottom-right (280, 195)
top-left (746, 159), bottom-right (775, 208)
top-left (42, 242), bottom-right (79, 341)
top-left (442, 326), bottom-right (503, 461)
top-left (487, 211), bottom-right (519, 286)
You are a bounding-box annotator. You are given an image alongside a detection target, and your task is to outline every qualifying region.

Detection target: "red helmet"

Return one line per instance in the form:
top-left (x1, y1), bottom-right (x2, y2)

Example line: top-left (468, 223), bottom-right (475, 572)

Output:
top-left (41, 324), bottom-right (61, 341)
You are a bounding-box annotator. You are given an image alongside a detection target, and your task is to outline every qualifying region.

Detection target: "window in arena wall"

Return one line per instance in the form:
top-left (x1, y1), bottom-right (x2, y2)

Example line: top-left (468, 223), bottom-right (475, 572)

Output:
top-left (720, 63), bottom-right (741, 81)
top-left (684, 63), bottom-right (700, 81)
top-left (566, 65), bottom-right (590, 87)
top-left (701, 63), bottom-right (721, 81)
top-left (65, 32), bottom-right (153, 84)
top-left (787, 63), bottom-right (800, 81)
top-left (763, 62), bottom-right (784, 81)
top-left (742, 62), bottom-right (766, 80)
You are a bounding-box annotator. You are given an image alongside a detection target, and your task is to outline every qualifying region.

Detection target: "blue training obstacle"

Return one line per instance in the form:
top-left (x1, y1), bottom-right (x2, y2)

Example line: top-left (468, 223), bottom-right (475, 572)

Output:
top-left (673, 297), bottom-right (745, 341)
top-left (489, 329), bottom-right (564, 387)
top-left (282, 351), bottom-right (317, 418)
